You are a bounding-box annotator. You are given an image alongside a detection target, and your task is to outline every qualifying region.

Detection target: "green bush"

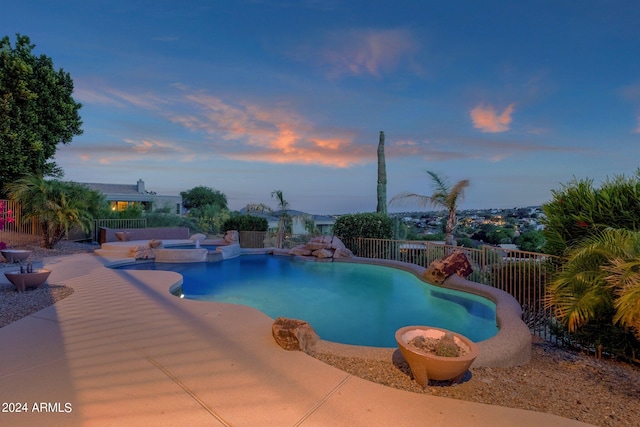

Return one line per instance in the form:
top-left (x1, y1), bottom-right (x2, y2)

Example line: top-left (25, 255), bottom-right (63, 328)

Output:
top-left (333, 213), bottom-right (393, 252)
top-left (187, 205), bottom-right (230, 235)
top-left (456, 237), bottom-right (478, 248)
top-left (144, 212), bottom-right (200, 231)
top-left (514, 230), bottom-right (545, 253)
top-left (222, 214), bottom-right (268, 232)
top-left (542, 172), bottom-right (640, 361)
top-left (542, 171), bottom-right (640, 256)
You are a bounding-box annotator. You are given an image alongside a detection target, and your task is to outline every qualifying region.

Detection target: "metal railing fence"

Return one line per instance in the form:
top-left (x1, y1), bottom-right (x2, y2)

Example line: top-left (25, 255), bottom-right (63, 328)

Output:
top-left (91, 218), bottom-right (148, 242)
top-left (344, 237), bottom-right (559, 342)
top-left (238, 231), bottom-right (560, 342)
top-left (0, 199), bottom-right (41, 246)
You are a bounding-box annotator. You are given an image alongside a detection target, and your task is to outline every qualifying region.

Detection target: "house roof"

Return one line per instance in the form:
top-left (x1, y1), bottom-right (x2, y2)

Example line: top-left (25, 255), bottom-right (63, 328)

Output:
top-left (81, 183), bottom-right (141, 195)
top-left (78, 182), bottom-right (157, 202)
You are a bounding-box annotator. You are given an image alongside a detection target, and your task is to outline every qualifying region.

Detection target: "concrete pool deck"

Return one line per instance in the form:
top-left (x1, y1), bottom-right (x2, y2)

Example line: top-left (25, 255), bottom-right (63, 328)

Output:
top-left (0, 252), bottom-right (592, 426)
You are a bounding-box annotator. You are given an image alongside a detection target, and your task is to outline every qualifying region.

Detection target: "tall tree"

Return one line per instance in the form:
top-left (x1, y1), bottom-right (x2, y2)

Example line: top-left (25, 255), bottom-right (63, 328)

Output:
top-left (390, 171), bottom-right (469, 246)
top-left (6, 176), bottom-right (103, 248)
top-left (376, 131), bottom-right (387, 215)
top-left (180, 186), bottom-right (228, 210)
top-left (0, 34), bottom-right (83, 193)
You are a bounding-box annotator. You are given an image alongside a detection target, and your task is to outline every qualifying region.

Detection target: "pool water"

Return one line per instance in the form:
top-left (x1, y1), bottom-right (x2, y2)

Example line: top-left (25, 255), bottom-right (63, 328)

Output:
top-left (118, 254), bottom-right (497, 347)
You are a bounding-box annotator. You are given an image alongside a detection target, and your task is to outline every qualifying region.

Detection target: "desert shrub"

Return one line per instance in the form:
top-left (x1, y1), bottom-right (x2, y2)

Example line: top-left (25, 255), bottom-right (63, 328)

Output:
top-left (222, 214), bottom-right (268, 232)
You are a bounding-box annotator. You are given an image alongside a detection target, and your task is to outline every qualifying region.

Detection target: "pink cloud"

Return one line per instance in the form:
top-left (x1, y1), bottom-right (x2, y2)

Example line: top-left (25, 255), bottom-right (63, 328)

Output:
top-left (634, 116), bottom-right (640, 134)
top-left (172, 92), bottom-right (370, 167)
top-left (470, 103), bottom-right (516, 133)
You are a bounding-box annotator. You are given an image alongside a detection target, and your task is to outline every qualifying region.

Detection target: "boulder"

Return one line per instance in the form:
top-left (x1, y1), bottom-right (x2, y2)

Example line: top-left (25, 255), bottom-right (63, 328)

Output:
top-left (272, 317), bottom-right (319, 352)
top-left (333, 247), bottom-right (354, 259)
top-left (286, 236), bottom-right (352, 260)
top-left (305, 241), bottom-right (329, 251)
top-left (224, 230), bottom-right (239, 243)
top-left (424, 250), bottom-right (473, 285)
top-left (129, 246), bottom-right (156, 260)
top-left (149, 239), bottom-right (163, 248)
top-left (330, 236), bottom-right (347, 250)
top-left (312, 248), bottom-right (334, 258)
top-left (289, 245), bottom-right (313, 256)
top-left (309, 235), bottom-right (332, 245)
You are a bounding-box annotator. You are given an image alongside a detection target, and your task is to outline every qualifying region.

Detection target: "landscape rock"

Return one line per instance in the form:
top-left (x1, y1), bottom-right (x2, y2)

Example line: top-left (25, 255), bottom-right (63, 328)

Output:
top-left (224, 230), bottom-right (239, 244)
top-left (288, 236), bottom-right (352, 260)
top-left (272, 317), bottom-right (319, 352)
top-left (305, 241), bottom-right (329, 251)
top-left (312, 248), bottom-right (334, 258)
top-left (333, 247), bottom-right (354, 259)
top-left (289, 246), bottom-right (313, 256)
top-left (149, 239), bottom-right (163, 248)
top-left (129, 246), bottom-right (155, 260)
top-left (329, 236), bottom-right (347, 250)
top-left (424, 250), bottom-right (473, 285)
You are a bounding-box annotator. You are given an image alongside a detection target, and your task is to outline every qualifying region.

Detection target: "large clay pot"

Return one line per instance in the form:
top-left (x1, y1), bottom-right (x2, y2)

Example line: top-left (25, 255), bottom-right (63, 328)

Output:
top-left (1, 249), bottom-right (32, 263)
top-left (4, 269), bottom-right (51, 293)
top-left (395, 325), bottom-right (479, 387)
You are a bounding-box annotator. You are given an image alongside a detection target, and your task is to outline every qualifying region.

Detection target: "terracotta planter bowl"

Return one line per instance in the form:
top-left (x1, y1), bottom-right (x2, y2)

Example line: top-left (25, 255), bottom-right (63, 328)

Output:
top-left (395, 325), bottom-right (479, 387)
top-left (1, 249), bottom-right (32, 263)
top-left (4, 269), bottom-right (51, 293)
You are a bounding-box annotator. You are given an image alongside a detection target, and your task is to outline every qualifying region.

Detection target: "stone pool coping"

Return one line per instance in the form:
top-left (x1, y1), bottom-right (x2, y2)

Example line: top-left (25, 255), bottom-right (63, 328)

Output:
top-left (164, 248), bottom-right (532, 368)
top-left (313, 257), bottom-right (532, 368)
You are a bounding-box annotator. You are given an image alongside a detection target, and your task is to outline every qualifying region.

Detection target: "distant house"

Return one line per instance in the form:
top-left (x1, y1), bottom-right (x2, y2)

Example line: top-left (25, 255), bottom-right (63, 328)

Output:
top-left (81, 179), bottom-right (183, 214)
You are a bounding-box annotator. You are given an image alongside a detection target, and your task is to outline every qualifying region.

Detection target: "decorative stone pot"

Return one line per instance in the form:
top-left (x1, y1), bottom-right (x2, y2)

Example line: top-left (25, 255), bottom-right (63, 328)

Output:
top-left (114, 232), bottom-right (131, 242)
top-left (395, 325), bottom-right (479, 387)
top-left (4, 269), bottom-right (51, 293)
top-left (1, 249), bottom-right (32, 263)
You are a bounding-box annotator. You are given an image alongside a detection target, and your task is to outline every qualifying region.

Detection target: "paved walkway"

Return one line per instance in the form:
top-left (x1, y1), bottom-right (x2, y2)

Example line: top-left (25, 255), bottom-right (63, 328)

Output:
top-left (0, 253), bottom-right (592, 426)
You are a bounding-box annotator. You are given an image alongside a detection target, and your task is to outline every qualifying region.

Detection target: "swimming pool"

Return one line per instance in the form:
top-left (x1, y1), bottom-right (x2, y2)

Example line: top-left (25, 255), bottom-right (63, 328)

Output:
top-left (117, 254), bottom-right (498, 347)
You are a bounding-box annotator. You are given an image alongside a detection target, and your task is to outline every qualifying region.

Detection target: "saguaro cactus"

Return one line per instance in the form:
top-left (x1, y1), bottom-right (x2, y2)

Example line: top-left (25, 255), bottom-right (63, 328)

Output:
top-left (376, 131), bottom-right (387, 214)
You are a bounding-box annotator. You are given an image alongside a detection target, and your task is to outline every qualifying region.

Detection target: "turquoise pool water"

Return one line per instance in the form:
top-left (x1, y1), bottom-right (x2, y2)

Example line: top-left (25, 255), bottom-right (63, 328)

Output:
top-left (117, 254), bottom-right (498, 347)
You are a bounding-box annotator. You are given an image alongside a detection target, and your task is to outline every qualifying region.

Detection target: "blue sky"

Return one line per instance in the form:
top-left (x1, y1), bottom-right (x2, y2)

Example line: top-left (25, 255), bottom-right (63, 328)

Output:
top-left (4, 1), bottom-right (640, 214)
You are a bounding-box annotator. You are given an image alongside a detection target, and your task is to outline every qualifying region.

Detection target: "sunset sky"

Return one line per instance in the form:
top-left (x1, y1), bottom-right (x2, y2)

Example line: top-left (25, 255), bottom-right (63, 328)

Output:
top-left (3, 1), bottom-right (640, 214)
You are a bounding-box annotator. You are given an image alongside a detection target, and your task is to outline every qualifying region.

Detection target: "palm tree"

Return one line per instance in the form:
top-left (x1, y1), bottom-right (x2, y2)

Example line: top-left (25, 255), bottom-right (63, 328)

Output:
top-left (6, 176), bottom-right (101, 248)
top-left (390, 171), bottom-right (469, 246)
top-left (271, 190), bottom-right (290, 248)
top-left (546, 228), bottom-right (640, 339)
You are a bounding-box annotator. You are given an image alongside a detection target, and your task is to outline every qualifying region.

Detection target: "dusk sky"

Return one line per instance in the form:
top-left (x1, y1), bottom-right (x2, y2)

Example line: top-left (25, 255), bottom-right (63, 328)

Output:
top-left (3, 1), bottom-right (640, 214)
